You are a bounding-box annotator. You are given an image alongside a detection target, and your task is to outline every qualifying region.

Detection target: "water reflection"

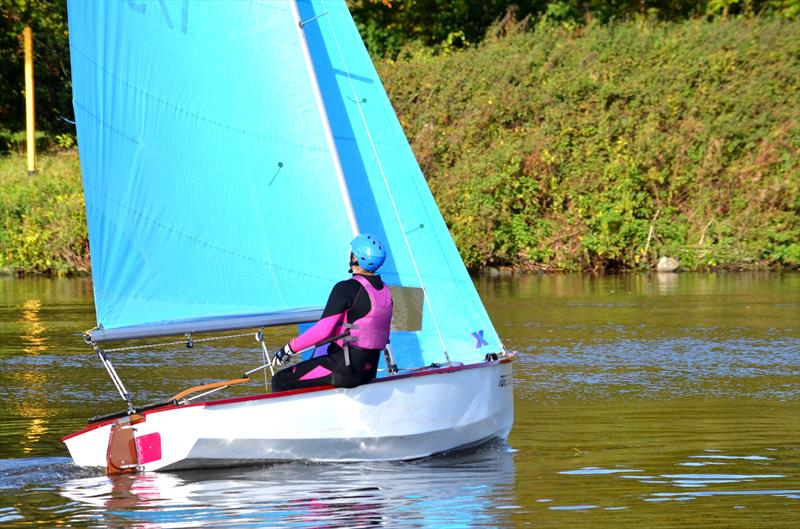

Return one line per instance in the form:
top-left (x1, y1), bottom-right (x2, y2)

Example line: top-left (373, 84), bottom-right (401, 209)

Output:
top-left (550, 446), bottom-right (799, 511)
top-left (21, 417), bottom-right (48, 455)
top-left (15, 298), bottom-right (53, 454)
top-left (20, 298), bottom-right (47, 354)
top-left (655, 271), bottom-right (679, 294)
top-left (16, 314), bottom-right (53, 454)
top-left (57, 443), bottom-right (517, 528)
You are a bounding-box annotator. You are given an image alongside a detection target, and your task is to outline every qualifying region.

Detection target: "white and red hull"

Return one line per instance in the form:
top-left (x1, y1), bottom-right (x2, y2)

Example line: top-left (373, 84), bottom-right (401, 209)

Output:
top-left (63, 357), bottom-right (514, 472)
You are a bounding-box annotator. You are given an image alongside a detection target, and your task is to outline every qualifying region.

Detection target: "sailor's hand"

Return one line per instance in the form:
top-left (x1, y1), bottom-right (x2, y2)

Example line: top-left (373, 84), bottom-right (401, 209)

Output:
top-left (273, 344), bottom-right (294, 366)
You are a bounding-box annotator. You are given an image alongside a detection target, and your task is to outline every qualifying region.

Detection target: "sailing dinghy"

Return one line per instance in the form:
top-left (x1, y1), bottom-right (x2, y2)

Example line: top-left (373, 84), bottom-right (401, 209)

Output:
top-left (63, 0), bottom-right (514, 472)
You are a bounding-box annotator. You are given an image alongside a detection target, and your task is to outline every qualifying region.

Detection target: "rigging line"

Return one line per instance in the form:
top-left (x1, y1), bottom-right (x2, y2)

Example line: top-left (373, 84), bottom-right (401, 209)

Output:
top-left (100, 331), bottom-right (256, 353)
top-left (319, 0), bottom-right (450, 364)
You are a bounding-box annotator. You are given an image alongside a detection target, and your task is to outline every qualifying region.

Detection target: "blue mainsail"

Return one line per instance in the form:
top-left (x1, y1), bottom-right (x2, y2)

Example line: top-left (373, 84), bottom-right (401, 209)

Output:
top-left (68, 0), bottom-right (355, 335)
top-left (69, 0), bottom-right (500, 366)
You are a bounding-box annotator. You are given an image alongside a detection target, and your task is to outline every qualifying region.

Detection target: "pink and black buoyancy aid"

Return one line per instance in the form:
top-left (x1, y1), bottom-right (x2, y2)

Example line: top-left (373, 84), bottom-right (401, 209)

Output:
top-left (336, 274), bottom-right (392, 350)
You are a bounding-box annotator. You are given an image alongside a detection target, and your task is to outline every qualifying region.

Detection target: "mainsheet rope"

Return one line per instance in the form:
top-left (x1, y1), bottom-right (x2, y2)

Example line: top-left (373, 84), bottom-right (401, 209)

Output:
top-left (318, 0), bottom-right (451, 365)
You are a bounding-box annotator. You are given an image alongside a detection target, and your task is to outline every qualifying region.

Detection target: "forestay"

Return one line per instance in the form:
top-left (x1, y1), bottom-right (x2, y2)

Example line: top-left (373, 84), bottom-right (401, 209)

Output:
top-left (68, 1), bottom-right (355, 337)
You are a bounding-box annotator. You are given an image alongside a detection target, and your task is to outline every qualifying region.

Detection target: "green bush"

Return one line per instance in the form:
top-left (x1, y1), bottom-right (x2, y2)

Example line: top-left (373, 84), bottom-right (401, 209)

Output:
top-left (0, 151), bottom-right (88, 275)
top-left (380, 16), bottom-right (800, 270)
top-left (348, 1), bottom-right (800, 57)
top-left (0, 0), bottom-right (73, 136)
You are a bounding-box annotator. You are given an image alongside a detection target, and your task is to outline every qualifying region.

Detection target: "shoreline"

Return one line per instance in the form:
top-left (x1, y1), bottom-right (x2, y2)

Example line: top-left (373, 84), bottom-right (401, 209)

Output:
top-left (3, 264), bottom-right (797, 279)
top-left (1, 146), bottom-right (797, 276)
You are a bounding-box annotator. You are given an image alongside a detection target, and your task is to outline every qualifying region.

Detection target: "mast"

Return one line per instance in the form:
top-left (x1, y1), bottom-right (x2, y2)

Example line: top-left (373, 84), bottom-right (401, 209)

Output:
top-left (289, 0), bottom-right (359, 237)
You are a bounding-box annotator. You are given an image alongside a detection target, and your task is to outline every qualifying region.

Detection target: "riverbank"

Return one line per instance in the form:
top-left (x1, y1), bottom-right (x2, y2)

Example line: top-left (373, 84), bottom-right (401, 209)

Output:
top-left (1, 147), bottom-right (795, 276)
top-left (381, 16), bottom-right (800, 271)
top-left (1, 18), bottom-right (798, 275)
top-left (0, 151), bottom-right (88, 276)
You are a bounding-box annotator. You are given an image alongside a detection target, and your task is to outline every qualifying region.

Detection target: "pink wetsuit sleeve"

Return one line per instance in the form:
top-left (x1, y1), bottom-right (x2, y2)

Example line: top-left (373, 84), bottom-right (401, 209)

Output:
top-left (289, 313), bottom-right (344, 352)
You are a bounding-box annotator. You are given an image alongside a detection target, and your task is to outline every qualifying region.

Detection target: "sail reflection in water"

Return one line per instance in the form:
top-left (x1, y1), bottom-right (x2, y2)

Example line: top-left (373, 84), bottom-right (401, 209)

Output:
top-left (59, 442), bottom-right (518, 528)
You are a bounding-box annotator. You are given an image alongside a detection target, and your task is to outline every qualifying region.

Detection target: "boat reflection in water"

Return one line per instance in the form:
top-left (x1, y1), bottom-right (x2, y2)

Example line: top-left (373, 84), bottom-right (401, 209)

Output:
top-left (59, 441), bottom-right (518, 528)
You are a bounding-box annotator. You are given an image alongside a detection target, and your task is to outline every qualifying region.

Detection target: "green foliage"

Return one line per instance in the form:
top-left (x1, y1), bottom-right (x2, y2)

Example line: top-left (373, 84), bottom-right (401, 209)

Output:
top-left (53, 132), bottom-right (75, 150)
top-left (0, 151), bottom-right (88, 275)
top-left (0, 127), bottom-right (58, 154)
top-left (0, 0), bottom-right (72, 135)
top-left (707, 0), bottom-right (800, 17)
top-left (380, 17), bottom-right (800, 271)
top-left (1, 8), bottom-right (798, 275)
top-left (349, 0), bottom-right (799, 57)
top-left (348, 0), bottom-right (524, 57)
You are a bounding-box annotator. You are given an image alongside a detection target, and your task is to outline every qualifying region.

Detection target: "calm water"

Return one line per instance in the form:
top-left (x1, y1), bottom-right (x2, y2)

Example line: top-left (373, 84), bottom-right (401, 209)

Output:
top-left (0, 272), bottom-right (798, 528)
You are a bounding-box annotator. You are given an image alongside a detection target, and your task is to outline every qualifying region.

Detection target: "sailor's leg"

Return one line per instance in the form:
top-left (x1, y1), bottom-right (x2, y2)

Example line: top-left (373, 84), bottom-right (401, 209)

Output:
top-left (271, 354), bottom-right (339, 392)
top-left (332, 348), bottom-right (380, 388)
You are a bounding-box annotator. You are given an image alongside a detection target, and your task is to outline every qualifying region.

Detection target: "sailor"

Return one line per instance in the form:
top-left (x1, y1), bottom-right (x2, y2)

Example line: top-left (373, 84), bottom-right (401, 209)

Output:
top-left (271, 233), bottom-right (393, 392)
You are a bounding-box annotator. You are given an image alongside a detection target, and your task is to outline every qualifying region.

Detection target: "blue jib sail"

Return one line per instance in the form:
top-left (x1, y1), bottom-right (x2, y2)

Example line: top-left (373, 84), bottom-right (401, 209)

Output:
top-left (69, 0), bottom-right (500, 366)
top-left (297, 0), bottom-right (500, 366)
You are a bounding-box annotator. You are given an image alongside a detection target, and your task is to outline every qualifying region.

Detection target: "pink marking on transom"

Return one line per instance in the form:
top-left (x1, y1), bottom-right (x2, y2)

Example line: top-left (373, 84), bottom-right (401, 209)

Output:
top-left (135, 432), bottom-right (162, 464)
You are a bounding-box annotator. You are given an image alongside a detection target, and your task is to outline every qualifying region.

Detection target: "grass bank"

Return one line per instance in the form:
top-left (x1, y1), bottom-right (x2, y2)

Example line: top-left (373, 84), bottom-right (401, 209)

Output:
top-left (0, 151), bottom-right (88, 275)
top-left (380, 16), bottom-right (800, 271)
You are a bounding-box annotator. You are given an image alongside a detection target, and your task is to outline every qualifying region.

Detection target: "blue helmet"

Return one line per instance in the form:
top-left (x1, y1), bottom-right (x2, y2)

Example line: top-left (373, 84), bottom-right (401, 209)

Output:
top-left (350, 233), bottom-right (386, 272)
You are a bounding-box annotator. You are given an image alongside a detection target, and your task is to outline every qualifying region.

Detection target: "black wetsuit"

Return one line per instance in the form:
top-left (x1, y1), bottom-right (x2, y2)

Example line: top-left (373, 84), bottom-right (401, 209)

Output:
top-left (271, 274), bottom-right (387, 392)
